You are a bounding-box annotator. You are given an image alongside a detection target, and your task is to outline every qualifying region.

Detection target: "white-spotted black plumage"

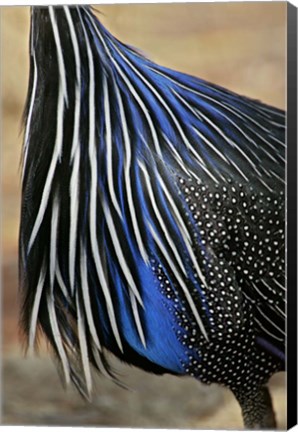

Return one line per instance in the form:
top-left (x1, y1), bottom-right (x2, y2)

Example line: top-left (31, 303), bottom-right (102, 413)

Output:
top-left (20, 6), bottom-right (285, 429)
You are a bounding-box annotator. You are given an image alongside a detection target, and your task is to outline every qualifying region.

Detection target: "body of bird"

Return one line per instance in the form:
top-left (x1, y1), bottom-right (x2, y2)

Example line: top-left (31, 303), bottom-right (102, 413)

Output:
top-left (20, 6), bottom-right (285, 429)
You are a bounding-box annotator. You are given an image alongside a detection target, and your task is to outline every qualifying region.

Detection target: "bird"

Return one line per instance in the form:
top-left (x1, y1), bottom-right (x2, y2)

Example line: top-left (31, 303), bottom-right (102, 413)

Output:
top-left (20, 5), bottom-right (285, 429)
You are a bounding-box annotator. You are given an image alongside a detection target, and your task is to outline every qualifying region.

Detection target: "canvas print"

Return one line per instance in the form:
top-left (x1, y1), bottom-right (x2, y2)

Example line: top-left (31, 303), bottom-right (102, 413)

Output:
top-left (2, 2), bottom-right (289, 429)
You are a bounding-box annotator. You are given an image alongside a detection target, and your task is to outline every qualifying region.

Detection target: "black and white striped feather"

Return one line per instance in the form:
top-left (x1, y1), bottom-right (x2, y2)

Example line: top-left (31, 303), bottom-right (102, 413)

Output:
top-left (20, 6), bottom-right (285, 397)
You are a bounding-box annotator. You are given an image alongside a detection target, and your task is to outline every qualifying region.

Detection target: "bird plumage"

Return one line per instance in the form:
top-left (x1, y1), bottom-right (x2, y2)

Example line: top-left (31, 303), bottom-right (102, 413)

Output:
top-left (20, 5), bottom-right (285, 427)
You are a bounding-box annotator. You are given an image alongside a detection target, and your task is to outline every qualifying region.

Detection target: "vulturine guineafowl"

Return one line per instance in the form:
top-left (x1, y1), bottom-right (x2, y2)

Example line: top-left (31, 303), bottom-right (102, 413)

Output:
top-left (20, 6), bottom-right (285, 429)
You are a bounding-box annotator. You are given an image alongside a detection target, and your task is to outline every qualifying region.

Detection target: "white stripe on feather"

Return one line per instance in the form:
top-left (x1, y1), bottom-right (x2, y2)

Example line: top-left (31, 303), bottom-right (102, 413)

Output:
top-left (269, 120), bottom-right (286, 128)
top-left (64, 6), bottom-right (82, 294)
top-left (111, 41), bottom-right (218, 180)
top-left (28, 79), bottom-right (64, 252)
top-left (187, 146), bottom-right (219, 183)
top-left (256, 305), bottom-right (285, 336)
top-left (220, 104), bottom-right (285, 162)
top-left (47, 292), bottom-right (71, 384)
top-left (143, 160), bottom-right (211, 294)
top-left (91, 347), bottom-right (113, 379)
top-left (139, 162), bottom-right (187, 277)
top-left (156, 172), bottom-right (210, 290)
top-left (28, 12), bottom-right (66, 252)
top-left (151, 66), bottom-right (284, 161)
top-left (49, 6), bottom-right (68, 104)
top-left (173, 89), bottom-right (203, 121)
top-left (84, 9), bottom-right (162, 158)
top-left (102, 200), bottom-right (144, 308)
top-left (198, 111), bottom-right (259, 178)
top-left (150, 66), bottom-right (282, 133)
top-left (117, 50), bottom-right (257, 179)
top-left (112, 66), bottom-right (162, 157)
top-left (261, 278), bottom-right (284, 295)
top-left (80, 242), bottom-right (102, 351)
top-left (276, 305), bottom-right (286, 318)
top-left (148, 222), bottom-right (209, 341)
top-left (69, 149), bottom-right (80, 295)
top-left (63, 6), bottom-right (81, 160)
top-left (271, 170), bottom-right (286, 184)
top-left (251, 129), bottom-right (285, 163)
top-left (56, 263), bottom-right (71, 301)
top-left (156, 173), bottom-right (192, 244)
top-left (272, 278), bottom-right (286, 291)
top-left (161, 135), bottom-right (202, 184)
top-left (103, 74), bottom-right (122, 217)
top-left (192, 126), bottom-right (231, 165)
top-left (174, 87), bottom-right (266, 165)
top-left (80, 12), bottom-right (123, 353)
top-left (23, 50), bottom-right (38, 180)
top-left (162, 135), bottom-right (194, 178)
top-left (76, 290), bottom-right (93, 395)
top-left (270, 135), bottom-right (285, 148)
top-left (28, 267), bottom-right (46, 351)
top-left (50, 194), bottom-right (60, 289)
top-left (114, 85), bottom-right (149, 264)
top-left (102, 47), bottom-right (218, 182)
top-left (259, 105), bottom-right (285, 119)
top-left (129, 290), bottom-right (147, 348)
top-left (228, 158), bottom-right (249, 181)
top-left (111, 43), bottom-right (196, 152)
top-left (251, 281), bottom-right (271, 302)
top-left (259, 177), bottom-right (275, 193)
top-left (254, 317), bottom-right (284, 342)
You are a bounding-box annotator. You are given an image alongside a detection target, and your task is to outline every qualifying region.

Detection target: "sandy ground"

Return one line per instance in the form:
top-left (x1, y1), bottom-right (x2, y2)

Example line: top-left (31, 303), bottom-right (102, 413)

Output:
top-left (1, 3), bottom-right (286, 429)
top-left (1, 259), bottom-right (286, 428)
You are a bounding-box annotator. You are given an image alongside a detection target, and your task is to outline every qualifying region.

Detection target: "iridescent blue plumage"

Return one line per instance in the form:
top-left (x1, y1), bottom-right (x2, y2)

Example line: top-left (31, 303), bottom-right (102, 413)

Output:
top-left (20, 6), bottom-right (285, 428)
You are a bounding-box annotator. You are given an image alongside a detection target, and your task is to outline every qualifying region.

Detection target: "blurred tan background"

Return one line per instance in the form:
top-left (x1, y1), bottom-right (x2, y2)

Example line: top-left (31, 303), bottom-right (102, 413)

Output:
top-left (1, 3), bottom-right (286, 428)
